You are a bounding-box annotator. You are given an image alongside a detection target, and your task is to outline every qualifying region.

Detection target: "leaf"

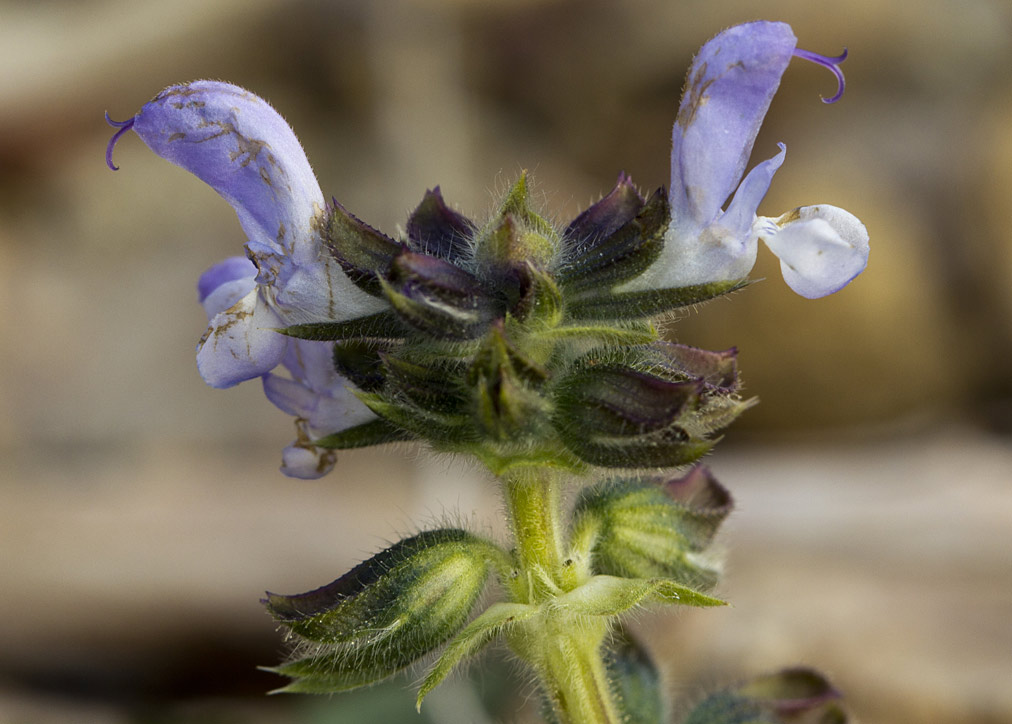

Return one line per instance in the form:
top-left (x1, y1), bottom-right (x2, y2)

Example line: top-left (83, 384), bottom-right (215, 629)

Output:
top-left (565, 280), bottom-right (747, 320)
top-left (416, 602), bottom-right (537, 710)
top-left (280, 311), bottom-right (403, 341)
top-left (553, 575), bottom-right (725, 617)
top-left (312, 418), bottom-right (412, 449)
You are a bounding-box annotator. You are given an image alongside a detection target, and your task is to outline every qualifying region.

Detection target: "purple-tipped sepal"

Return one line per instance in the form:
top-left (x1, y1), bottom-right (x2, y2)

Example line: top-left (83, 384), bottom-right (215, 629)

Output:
top-left (684, 667), bottom-right (848, 723)
top-left (570, 466), bottom-right (735, 591)
top-left (263, 529), bottom-right (495, 693)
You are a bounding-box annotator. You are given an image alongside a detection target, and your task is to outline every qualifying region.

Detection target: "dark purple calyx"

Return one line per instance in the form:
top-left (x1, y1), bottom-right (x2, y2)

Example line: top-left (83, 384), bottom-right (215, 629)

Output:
top-left (792, 47), bottom-right (848, 103)
top-left (406, 187), bottom-right (476, 262)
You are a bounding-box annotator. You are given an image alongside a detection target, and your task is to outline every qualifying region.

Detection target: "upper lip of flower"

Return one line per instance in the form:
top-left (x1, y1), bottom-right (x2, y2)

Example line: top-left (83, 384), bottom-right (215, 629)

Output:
top-left (106, 80), bottom-right (389, 390)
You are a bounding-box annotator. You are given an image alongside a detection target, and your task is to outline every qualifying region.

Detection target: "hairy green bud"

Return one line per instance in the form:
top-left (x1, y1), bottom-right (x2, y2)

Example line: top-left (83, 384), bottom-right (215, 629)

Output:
top-left (263, 529), bottom-right (498, 693)
top-left (571, 466), bottom-right (732, 590)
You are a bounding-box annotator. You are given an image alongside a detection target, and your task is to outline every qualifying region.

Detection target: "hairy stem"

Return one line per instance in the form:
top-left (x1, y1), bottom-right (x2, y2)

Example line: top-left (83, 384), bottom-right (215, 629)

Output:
top-left (503, 467), bottom-right (565, 601)
top-left (540, 622), bottom-right (622, 724)
top-left (502, 467), bottom-right (622, 724)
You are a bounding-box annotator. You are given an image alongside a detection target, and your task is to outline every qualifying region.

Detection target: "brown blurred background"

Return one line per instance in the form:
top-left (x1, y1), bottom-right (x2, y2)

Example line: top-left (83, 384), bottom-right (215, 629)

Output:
top-left (2, 0), bottom-right (1010, 722)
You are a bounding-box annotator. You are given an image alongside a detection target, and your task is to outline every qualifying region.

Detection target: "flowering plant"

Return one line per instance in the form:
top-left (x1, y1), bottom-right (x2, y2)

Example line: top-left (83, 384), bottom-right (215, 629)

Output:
top-left (109, 20), bottom-right (865, 723)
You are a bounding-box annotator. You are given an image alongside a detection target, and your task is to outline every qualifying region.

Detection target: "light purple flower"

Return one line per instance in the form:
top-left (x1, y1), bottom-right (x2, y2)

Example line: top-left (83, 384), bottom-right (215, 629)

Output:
top-left (262, 341), bottom-right (378, 479)
top-left (109, 81), bottom-right (388, 477)
top-left (635, 21), bottom-right (869, 299)
top-left (108, 80), bottom-right (387, 386)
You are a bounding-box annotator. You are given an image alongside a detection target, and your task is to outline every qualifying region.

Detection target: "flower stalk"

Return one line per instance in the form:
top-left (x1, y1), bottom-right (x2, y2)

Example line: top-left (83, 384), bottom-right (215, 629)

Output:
top-left (533, 620), bottom-right (620, 724)
top-left (501, 467), bottom-right (623, 722)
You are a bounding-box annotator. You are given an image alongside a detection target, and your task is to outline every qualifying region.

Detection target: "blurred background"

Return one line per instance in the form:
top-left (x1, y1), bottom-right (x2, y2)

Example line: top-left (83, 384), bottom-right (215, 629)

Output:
top-left (2, 0), bottom-right (1010, 722)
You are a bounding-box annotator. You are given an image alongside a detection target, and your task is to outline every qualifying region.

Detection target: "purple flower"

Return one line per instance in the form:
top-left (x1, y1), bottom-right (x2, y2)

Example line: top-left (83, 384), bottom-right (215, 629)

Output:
top-left (635, 21), bottom-right (869, 298)
top-left (109, 81), bottom-right (387, 477)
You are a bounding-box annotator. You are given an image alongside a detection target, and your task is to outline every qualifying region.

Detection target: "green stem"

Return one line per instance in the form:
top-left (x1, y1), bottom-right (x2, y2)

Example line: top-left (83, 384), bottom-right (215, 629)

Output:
top-left (541, 623), bottom-right (622, 724)
top-left (503, 467), bottom-right (565, 601)
top-left (501, 467), bottom-right (622, 724)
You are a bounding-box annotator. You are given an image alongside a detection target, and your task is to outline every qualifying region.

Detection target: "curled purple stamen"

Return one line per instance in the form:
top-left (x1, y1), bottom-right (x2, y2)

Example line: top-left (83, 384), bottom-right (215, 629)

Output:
top-left (792, 47), bottom-right (848, 104)
top-left (105, 111), bottom-right (135, 171)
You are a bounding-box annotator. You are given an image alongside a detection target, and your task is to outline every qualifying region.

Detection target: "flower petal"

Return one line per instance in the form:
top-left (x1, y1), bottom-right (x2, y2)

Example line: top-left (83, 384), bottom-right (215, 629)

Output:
top-left (274, 257), bottom-right (387, 324)
top-left (198, 255), bottom-right (256, 302)
top-left (280, 441), bottom-right (337, 480)
top-left (198, 256), bottom-right (257, 319)
top-left (132, 81), bottom-right (321, 258)
top-left (670, 21), bottom-right (796, 232)
top-left (196, 288), bottom-right (287, 388)
top-left (719, 143), bottom-right (786, 240)
top-left (760, 205), bottom-right (870, 298)
top-left (263, 340), bottom-right (377, 480)
top-left (132, 80), bottom-right (386, 323)
top-left (263, 340), bottom-right (377, 434)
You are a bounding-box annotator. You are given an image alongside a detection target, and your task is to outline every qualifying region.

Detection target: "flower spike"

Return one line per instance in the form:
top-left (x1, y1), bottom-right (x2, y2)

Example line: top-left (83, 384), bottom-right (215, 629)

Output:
top-left (792, 47), bottom-right (848, 103)
top-left (104, 112), bottom-right (135, 171)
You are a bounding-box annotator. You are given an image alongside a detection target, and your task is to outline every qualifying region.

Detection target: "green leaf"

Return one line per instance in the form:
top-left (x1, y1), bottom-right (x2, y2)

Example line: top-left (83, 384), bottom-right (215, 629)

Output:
top-left (553, 575), bottom-right (725, 617)
top-left (280, 311), bottom-right (403, 341)
top-left (537, 321), bottom-right (658, 346)
top-left (416, 602), bottom-right (537, 710)
top-left (566, 280), bottom-right (748, 320)
top-left (312, 418), bottom-right (412, 449)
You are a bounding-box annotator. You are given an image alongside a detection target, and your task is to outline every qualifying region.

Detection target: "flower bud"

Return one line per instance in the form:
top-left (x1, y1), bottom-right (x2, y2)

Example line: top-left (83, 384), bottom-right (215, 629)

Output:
top-left (684, 668), bottom-right (847, 724)
top-left (381, 250), bottom-right (497, 340)
top-left (468, 324), bottom-right (549, 440)
top-left (406, 187), bottom-right (476, 262)
top-left (563, 174), bottom-right (645, 258)
top-left (571, 467), bottom-right (732, 590)
top-left (608, 628), bottom-right (666, 724)
top-left (557, 188), bottom-right (668, 294)
top-left (331, 339), bottom-right (390, 393)
top-left (263, 529), bottom-right (495, 693)
top-left (474, 172), bottom-right (559, 271)
top-left (552, 360), bottom-right (713, 468)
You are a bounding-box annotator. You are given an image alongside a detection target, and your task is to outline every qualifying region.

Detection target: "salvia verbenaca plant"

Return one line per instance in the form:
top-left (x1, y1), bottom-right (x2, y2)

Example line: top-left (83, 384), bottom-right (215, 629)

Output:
top-left (107, 20), bottom-right (865, 724)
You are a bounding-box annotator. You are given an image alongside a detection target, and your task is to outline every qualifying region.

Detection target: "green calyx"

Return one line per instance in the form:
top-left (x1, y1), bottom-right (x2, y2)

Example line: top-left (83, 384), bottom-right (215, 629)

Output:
top-left (263, 529), bottom-right (502, 694)
top-left (570, 467), bottom-right (734, 591)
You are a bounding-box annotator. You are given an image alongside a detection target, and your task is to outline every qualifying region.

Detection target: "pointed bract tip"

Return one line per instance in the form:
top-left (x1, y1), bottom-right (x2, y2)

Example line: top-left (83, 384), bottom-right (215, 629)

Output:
top-left (793, 47), bottom-right (848, 103)
top-left (104, 111), bottom-right (135, 170)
